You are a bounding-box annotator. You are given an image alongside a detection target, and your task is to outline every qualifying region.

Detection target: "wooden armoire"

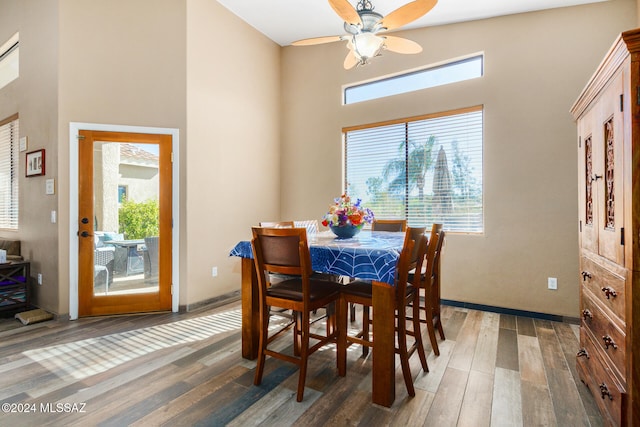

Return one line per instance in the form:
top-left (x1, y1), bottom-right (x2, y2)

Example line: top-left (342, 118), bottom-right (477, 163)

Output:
top-left (570, 28), bottom-right (640, 426)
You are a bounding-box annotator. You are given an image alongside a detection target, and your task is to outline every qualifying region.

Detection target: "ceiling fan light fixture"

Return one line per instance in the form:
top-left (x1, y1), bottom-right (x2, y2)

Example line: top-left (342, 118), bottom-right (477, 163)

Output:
top-left (294, 0), bottom-right (437, 69)
top-left (350, 32), bottom-right (384, 64)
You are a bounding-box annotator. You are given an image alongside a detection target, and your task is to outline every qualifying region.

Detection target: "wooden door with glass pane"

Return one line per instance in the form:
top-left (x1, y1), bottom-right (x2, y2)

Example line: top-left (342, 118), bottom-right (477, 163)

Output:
top-left (78, 130), bottom-right (172, 316)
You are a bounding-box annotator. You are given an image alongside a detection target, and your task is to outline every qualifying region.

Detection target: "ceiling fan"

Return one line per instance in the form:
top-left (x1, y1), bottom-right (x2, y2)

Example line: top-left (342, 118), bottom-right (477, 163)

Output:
top-left (292, 0), bottom-right (438, 69)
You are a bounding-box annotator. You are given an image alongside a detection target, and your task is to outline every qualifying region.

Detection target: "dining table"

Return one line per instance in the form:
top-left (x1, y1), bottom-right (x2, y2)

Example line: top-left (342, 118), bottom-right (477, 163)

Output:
top-left (229, 229), bottom-right (405, 407)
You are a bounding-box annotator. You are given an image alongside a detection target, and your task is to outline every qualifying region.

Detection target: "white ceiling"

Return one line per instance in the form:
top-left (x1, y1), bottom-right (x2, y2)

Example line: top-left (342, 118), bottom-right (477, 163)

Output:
top-left (216, 0), bottom-right (607, 46)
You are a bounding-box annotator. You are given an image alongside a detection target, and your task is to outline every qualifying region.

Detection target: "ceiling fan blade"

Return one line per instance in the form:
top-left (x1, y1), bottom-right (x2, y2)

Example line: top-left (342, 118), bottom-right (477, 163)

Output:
top-left (329, 0), bottom-right (362, 26)
top-left (383, 35), bottom-right (422, 54)
top-left (380, 0), bottom-right (437, 31)
top-left (344, 51), bottom-right (359, 69)
top-left (292, 35), bottom-right (344, 46)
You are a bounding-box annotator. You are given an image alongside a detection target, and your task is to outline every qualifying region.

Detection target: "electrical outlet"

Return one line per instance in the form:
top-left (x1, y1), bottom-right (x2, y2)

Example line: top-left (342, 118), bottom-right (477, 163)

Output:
top-left (548, 277), bottom-right (557, 290)
top-left (37, 273), bottom-right (43, 285)
top-left (212, 267), bottom-right (218, 277)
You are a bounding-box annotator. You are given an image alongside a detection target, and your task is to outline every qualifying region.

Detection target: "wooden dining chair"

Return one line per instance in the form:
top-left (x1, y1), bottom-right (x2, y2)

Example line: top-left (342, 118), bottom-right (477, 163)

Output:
top-left (261, 220), bottom-right (337, 319)
top-left (339, 227), bottom-right (429, 397)
top-left (409, 223), bottom-right (446, 355)
top-left (251, 226), bottom-right (342, 402)
top-left (371, 219), bottom-right (407, 232)
top-left (348, 218), bottom-right (408, 322)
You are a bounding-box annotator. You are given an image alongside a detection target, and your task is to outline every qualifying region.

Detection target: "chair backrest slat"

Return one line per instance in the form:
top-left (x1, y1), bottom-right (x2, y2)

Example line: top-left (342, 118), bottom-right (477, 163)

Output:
top-left (372, 219), bottom-right (407, 232)
top-left (424, 223), bottom-right (444, 289)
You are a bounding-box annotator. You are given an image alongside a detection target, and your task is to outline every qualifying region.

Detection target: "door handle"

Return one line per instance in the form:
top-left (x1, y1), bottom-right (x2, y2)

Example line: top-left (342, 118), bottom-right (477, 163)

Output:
top-left (80, 231), bottom-right (92, 238)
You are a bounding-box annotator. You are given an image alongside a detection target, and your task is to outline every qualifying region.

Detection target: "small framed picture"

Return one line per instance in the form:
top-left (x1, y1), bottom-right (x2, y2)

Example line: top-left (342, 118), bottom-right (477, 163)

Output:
top-left (26, 149), bottom-right (45, 177)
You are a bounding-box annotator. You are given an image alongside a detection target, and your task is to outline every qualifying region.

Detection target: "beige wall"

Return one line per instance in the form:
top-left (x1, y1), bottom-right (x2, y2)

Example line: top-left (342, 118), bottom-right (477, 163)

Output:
top-left (56, 0), bottom-right (187, 314)
top-left (280, 0), bottom-right (636, 317)
top-left (185, 0), bottom-right (281, 305)
top-left (0, 0), bottom-right (59, 313)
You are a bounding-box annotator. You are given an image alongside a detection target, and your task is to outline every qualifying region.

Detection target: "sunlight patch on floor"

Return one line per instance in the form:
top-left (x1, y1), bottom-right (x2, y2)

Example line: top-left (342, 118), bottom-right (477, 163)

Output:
top-left (22, 309), bottom-right (242, 381)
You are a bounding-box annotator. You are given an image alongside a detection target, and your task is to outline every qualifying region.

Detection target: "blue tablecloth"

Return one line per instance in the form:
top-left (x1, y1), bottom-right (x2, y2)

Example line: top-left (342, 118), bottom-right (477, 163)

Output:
top-left (229, 230), bottom-right (404, 285)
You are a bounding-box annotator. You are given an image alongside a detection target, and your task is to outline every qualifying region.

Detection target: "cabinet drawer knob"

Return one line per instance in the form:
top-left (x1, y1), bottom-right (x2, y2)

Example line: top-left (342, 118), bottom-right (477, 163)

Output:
top-left (599, 383), bottom-right (614, 400)
top-left (601, 287), bottom-right (617, 299)
top-left (581, 309), bottom-right (593, 320)
top-left (576, 348), bottom-right (590, 359)
top-left (581, 271), bottom-right (592, 281)
top-left (602, 335), bottom-right (618, 350)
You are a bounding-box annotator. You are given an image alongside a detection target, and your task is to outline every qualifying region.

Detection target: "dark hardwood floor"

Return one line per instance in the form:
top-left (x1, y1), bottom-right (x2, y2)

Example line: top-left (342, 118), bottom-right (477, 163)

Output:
top-left (0, 300), bottom-right (603, 426)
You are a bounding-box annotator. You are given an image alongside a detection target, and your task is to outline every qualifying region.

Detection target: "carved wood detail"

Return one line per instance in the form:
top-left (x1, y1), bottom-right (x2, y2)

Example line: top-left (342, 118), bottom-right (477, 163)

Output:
top-left (585, 135), bottom-right (593, 225)
top-left (604, 118), bottom-right (614, 229)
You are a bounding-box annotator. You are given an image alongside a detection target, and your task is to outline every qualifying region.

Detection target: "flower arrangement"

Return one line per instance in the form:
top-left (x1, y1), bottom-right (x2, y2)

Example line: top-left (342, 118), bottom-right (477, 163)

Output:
top-left (321, 194), bottom-right (375, 228)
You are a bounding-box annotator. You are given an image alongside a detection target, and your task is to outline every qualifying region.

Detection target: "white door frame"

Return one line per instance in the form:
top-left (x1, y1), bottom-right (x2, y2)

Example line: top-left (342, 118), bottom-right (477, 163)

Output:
top-left (69, 122), bottom-right (180, 320)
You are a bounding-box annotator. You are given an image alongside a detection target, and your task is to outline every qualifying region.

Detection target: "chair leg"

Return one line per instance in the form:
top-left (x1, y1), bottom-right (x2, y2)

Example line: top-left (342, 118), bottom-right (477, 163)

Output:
top-left (411, 294), bottom-right (428, 372)
top-left (436, 315), bottom-right (446, 340)
top-left (253, 307), bottom-right (269, 386)
top-left (296, 311), bottom-right (311, 402)
top-left (362, 305), bottom-right (370, 357)
top-left (292, 311), bottom-right (302, 357)
top-left (423, 303), bottom-right (441, 356)
top-left (349, 302), bottom-right (356, 322)
top-left (337, 297), bottom-right (347, 377)
top-left (326, 302), bottom-right (336, 335)
top-left (397, 312), bottom-right (415, 397)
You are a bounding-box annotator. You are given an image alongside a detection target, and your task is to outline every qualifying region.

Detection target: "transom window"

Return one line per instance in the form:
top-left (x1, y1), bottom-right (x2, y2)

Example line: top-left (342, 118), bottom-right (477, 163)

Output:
top-left (0, 33), bottom-right (19, 90)
top-left (344, 106), bottom-right (483, 232)
top-left (344, 54), bottom-right (483, 105)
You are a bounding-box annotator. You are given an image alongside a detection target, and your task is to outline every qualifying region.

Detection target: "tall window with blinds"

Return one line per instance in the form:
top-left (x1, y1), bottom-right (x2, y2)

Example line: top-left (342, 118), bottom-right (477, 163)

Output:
top-left (0, 115), bottom-right (19, 229)
top-left (344, 106), bottom-right (483, 232)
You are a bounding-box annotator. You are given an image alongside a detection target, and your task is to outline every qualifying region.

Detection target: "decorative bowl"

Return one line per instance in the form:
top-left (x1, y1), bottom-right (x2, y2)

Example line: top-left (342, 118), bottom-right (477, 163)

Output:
top-left (330, 224), bottom-right (363, 239)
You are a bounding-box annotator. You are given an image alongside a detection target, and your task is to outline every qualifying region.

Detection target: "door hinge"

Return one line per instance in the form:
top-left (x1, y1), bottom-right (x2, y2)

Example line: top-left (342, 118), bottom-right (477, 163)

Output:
top-left (579, 220), bottom-right (582, 233)
top-left (578, 136), bottom-right (581, 148)
top-left (621, 227), bottom-right (625, 245)
top-left (171, 283), bottom-right (174, 295)
top-left (77, 135), bottom-right (85, 140)
top-left (620, 94), bottom-right (624, 112)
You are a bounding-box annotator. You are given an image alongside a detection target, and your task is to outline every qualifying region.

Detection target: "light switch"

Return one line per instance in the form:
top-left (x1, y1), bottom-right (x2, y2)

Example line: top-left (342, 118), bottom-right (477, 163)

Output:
top-left (45, 179), bottom-right (55, 195)
top-left (19, 136), bottom-right (27, 152)
top-left (50, 210), bottom-right (57, 224)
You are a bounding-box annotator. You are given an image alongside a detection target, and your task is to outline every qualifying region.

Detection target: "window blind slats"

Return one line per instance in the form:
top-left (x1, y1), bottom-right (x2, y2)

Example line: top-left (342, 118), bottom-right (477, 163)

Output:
top-left (345, 109), bottom-right (482, 232)
top-left (0, 117), bottom-right (18, 229)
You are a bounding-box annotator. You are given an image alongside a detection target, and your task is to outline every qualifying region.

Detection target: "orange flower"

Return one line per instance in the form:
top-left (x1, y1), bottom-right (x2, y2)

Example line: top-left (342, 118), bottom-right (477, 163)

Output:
top-left (348, 213), bottom-right (362, 225)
